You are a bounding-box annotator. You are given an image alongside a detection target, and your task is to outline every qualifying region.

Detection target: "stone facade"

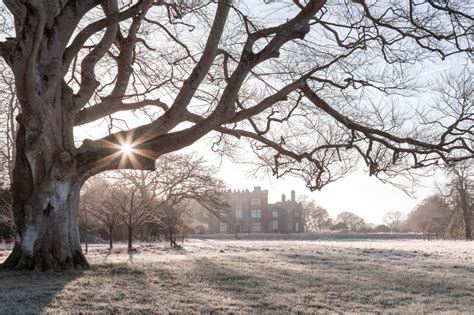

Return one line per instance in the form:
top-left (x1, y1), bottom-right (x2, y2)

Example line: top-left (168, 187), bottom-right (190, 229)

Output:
top-left (204, 186), bottom-right (304, 234)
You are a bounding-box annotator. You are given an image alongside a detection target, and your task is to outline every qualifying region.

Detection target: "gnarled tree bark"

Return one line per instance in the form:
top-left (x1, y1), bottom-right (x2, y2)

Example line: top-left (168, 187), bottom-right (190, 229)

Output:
top-left (3, 113), bottom-right (88, 270)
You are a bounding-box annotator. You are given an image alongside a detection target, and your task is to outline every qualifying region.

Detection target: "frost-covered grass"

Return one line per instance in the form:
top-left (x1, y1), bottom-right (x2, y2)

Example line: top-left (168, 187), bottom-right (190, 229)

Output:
top-left (0, 238), bottom-right (473, 313)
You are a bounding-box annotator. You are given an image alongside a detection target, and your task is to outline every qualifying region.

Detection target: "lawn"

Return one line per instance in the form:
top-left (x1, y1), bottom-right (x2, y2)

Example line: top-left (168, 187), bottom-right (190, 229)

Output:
top-left (0, 238), bottom-right (473, 313)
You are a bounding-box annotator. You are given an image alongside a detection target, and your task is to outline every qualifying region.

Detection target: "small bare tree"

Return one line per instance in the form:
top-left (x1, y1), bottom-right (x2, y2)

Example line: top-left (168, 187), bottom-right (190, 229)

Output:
top-left (147, 154), bottom-right (230, 247)
top-left (159, 203), bottom-right (192, 248)
top-left (300, 197), bottom-right (331, 231)
top-left (336, 212), bottom-right (367, 232)
top-left (106, 178), bottom-right (156, 252)
top-left (78, 193), bottom-right (90, 254)
top-left (383, 211), bottom-right (405, 232)
top-left (82, 179), bottom-right (122, 250)
top-left (440, 160), bottom-right (473, 240)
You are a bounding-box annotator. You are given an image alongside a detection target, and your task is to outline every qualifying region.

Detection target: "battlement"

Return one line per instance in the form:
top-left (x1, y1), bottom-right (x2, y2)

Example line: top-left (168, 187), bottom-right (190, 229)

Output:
top-left (229, 186), bottom-right (268, 196)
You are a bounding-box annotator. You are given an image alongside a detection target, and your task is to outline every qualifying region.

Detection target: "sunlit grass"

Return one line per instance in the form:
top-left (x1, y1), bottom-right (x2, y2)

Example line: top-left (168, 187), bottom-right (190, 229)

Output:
top-left (0, 239), bottom-right (472, 313)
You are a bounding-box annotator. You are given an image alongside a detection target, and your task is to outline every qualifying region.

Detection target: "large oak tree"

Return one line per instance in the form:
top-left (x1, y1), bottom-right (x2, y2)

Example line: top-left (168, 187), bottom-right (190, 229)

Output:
top-left (0, 0), bottom-right (472, 269)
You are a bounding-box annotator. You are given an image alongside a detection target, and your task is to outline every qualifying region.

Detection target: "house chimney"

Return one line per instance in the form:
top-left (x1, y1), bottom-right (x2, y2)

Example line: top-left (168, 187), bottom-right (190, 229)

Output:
top-left (282, 194), bottom-right (286, 202)
top-left (291, 190), bottom-right (295, 203)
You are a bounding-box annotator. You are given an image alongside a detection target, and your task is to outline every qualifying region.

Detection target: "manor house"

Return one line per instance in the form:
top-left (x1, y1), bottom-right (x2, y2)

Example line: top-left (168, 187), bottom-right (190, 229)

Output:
top-left (203, 186), bottom-right (304, 234)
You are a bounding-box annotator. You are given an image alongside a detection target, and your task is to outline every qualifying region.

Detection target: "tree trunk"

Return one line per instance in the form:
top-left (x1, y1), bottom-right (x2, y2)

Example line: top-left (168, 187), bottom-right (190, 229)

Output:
top-left (2, 121), bottom-right (88, 270)
top-left (3, 181), bottom-right (88, 270)
top-left (460, 186), bottom-right (472, 241)
top-left (464, 216), bottom-right (472, 241)
top-left (127, 227), bottom-right (133, 251)
top-left (462, 204), bottom-right (472, 241)
top-left (109, 227), bottom-right (114, 250)
top-left (85, 209), bottom-right (88, 255)
top-left (168, 227), bottom-right (174, 248)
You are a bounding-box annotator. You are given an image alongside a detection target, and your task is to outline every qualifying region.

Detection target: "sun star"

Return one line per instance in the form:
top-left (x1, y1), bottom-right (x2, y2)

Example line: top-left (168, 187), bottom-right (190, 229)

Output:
top-left (121, 143), bottom-right (133, 154)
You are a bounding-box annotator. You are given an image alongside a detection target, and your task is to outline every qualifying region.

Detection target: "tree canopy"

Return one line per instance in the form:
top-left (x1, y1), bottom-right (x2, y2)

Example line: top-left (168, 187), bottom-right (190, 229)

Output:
top-left (0, 0), bottom-right (471, 188)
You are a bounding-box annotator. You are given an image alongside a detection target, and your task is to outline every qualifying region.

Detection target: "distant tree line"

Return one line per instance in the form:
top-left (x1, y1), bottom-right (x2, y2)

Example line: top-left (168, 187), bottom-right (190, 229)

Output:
top-left (303, 199), bottom-right (471, 239)
top-left (301, 161), bottom-right (472, 240)
top-left (301, 201), bottom-right (393, 234)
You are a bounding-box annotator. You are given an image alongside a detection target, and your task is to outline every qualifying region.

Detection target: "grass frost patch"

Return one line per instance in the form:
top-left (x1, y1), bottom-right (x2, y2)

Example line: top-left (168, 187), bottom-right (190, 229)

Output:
top-left (0, 239), bottom-right (472, 313)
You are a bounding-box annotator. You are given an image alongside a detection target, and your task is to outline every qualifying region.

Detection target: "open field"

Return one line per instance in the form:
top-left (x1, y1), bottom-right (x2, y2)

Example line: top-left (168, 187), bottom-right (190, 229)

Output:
top-left (1, 238), bottom-right (473, 313)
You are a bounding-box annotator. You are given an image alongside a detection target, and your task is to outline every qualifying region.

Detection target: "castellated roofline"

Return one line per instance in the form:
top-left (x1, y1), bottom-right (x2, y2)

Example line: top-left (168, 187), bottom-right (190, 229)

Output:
top-left (230, 186), bottom-right (269, 194)
top-left (229, 187), bottom-right (301, 205)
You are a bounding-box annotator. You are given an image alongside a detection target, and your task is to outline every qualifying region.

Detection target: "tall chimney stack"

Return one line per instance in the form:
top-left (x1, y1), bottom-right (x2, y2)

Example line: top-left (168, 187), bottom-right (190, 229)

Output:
top-left (291, 190), bottom-right (295, 203)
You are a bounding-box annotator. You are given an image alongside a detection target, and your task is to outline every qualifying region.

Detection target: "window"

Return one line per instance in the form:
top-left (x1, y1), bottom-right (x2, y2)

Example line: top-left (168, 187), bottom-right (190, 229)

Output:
top-left (219, 222), bottom-right (227, 232)
top-left (251, 198), bottom-right (261, 206)
top-left (251, 222), bottom-right (261, 232)
top-left (272, 211), bottom-right (278, 218)
top-left (272, 220), bottom-right (278, 230)
top-left (235, 205), bottom-right (243, 219)
top-left (251, 209), bottom-right (261, 219)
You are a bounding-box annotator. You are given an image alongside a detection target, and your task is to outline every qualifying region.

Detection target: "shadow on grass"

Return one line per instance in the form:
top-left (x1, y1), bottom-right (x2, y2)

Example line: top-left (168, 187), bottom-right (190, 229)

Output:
top-left (0, 262), bottom-right (151, 313)
top-left (278, 250), bottom-right (474, 311)
top-left (0, 268), bottom-right (83, 314)
top-left (189, 259), bottom-right (304, 312)
top-left (0, 244), bottom-right (471, 313)
top-left (187, 251), bottom-right (474, 313)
